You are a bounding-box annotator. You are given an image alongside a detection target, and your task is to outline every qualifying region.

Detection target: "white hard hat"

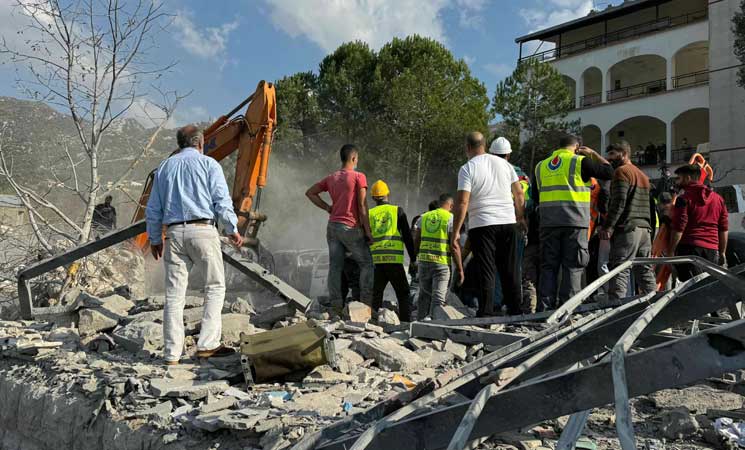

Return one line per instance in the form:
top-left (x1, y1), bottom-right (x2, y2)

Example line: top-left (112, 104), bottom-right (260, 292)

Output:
top-left (489, 137), bottom-right (512, 155)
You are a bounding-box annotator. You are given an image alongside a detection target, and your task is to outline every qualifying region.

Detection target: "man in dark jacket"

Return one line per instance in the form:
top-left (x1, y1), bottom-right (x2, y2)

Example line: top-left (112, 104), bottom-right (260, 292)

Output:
top-left (600, 141), bottom-right (656, 300)
top-left (671, 164), bottom-right (729, 281)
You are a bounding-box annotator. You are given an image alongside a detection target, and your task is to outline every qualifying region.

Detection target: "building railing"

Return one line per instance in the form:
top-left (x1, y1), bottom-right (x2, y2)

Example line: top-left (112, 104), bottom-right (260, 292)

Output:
top-left (580, 92), bottom-right (602, 107)
top-left (520, 9), bottom-right (707, 63)
top-left (607, 78), bottom-right (666, 102)
top-left (672, 69), bottom-right (709, 89)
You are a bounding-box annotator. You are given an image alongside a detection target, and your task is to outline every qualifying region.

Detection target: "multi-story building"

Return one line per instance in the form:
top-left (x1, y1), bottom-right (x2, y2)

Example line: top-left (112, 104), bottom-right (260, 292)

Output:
top-left (515, 0), bottom-right (745, 184)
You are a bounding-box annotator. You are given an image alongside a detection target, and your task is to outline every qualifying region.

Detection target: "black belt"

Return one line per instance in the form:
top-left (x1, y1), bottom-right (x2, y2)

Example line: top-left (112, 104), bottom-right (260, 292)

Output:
top-left (166, 218), bottom-right (214, 228)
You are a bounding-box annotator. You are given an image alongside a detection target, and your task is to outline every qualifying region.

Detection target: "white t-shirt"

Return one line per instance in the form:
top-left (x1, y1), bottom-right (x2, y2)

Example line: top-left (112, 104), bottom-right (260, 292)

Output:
top-left (457, 153), bottom-right (518, 229)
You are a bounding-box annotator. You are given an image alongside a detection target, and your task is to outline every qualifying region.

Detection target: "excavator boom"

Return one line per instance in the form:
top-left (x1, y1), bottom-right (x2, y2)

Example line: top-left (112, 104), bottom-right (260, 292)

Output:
top-left (131, 80), bottom-right (276, 249)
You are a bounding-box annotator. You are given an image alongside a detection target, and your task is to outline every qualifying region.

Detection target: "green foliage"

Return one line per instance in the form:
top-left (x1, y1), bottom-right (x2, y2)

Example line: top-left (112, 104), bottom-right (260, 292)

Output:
top-left (492, 58), bottom-right (577, 172)
top-left (274, 35), bottom-right (490, 208)
top-left (734, 0), bottom-right (745, 88)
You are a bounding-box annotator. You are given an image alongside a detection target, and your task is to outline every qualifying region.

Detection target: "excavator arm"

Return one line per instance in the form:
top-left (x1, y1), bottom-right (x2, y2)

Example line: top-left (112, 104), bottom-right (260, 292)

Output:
top-left (131, 80), bottom-right (276, 250)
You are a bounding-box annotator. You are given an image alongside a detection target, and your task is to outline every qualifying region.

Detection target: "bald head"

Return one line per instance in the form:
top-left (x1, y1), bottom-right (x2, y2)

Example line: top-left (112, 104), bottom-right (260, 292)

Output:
top-left (465, 131), bottom-right (485, 158)
top-left (177, 124), bottom-right (204, 151)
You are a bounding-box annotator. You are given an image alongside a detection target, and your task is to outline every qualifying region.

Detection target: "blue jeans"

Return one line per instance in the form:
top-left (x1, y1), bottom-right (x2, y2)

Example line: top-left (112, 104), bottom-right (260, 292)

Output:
top-left (327, 222), bottom-right (373, 307)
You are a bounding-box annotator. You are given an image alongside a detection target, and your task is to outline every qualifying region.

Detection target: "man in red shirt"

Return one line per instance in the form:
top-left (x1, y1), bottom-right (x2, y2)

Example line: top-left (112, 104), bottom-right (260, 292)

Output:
top-left (306, 144), bottom-right (374, 312)
top-left (671, 164), bottom-right (729, 281)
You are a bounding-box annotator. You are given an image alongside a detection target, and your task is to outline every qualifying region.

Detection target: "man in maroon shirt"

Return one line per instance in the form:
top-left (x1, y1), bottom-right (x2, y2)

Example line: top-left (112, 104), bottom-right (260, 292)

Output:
top-left (671, 164), bottom-right (729, 281)
top-left (306, 144), bottom-right (374, 312)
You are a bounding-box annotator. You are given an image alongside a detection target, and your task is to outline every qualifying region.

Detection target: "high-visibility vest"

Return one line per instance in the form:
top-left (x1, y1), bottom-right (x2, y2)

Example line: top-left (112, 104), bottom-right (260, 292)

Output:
top-left (418, 208), bottom-right (452, 265)
top-left (535, 149), bottom-right (592, 228)
top-left (369, 204), bottom-right (404, 264)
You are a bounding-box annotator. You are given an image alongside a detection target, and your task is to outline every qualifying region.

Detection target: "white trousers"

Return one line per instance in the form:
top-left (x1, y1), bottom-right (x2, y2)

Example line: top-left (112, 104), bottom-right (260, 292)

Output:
top-left (163, 223), bottom-right (226, 361)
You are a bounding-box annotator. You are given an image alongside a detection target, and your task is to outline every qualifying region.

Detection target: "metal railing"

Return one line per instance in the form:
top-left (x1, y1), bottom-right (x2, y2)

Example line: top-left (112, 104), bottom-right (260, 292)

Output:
top-left (520, 9), bottom-right (707, 63)
top-left (607, 78), bottom-right (666, 102)
top-left (673, 69), bottom-right (709, 88)
top-left (580, 92), bottom-right (602, 108)
top-left (671, 146), bottom-right (699, 163)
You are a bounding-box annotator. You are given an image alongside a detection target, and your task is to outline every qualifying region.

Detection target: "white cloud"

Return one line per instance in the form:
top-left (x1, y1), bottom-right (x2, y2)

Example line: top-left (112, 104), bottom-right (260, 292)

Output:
top-left (172, 10), bottom-right (238, 60)
top-left (463, 55), bottom-right (476, 66)
top-left (455, 0), bottom-right (487, 28)
top-left (483, 62), bottom-right (513, 77)
top-left (263, 0), bottom-right (453, 52)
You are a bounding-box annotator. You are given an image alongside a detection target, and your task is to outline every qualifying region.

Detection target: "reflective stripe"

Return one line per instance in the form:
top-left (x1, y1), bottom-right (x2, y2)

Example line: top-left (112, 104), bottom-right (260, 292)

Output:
top-left (418, 249), bottom-right (451, 256)
top-left (371, 249), bottom-right (404, 255)
top-left (421, 236), bottom-right (449, 243)
top-left (372, 235), bottom-right (403, 242)
top-left (538, 184), bottom-right (591, 193)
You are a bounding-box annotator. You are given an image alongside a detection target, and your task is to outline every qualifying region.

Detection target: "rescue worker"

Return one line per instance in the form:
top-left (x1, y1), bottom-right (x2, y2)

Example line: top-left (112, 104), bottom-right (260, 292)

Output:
top-left (415, 194), bottom-right (462, 320)
top-left (488, 137), bottom-right (534, 313)
top-left (368, 180), bottom-right (417, 322)
top-left (533, 134), bottom-right (613, 311)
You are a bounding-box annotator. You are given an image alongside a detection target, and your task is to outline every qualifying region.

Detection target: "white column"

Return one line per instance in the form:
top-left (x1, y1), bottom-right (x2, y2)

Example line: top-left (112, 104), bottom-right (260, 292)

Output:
top-left (601, 69), bottom-right (608, 103)
top-left (576, 90), bottom-right (581, 109)
top-left (601, 130), bottom-right (607, 155)
top-left (666, 57), bottom-right (673, 91)
top-left (665, 120), bottom-right (672, 163)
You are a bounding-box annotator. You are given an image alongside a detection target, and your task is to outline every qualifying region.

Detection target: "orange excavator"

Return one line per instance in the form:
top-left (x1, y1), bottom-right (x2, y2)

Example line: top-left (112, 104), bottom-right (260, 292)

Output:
top-left (131, 80), bottom-right (275, 260)
top-left (653, 153), bottom-right (714, 290)
top-left (18, 80), bottom-right (314, 319)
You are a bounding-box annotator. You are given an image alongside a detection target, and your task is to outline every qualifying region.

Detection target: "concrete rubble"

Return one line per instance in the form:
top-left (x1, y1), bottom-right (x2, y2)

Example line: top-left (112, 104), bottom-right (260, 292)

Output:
top-left (3, 279), bottom-right (745, 450)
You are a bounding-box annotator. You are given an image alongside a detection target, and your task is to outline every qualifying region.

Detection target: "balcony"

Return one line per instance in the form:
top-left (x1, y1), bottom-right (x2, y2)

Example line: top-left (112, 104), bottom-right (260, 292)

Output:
top-left (520, 9), bottom-right (707, 64)
top-left (607, 79), bottom-right (667, 102)
top-left (672, 69), bottom-right (709, 89)
top-left (580, 92), bottom-right (602, 108)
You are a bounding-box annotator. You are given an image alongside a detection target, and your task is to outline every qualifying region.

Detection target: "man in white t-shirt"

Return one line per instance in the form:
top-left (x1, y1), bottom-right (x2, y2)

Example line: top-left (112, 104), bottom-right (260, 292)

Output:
top-left (452, 131), bottom-right (526, 316)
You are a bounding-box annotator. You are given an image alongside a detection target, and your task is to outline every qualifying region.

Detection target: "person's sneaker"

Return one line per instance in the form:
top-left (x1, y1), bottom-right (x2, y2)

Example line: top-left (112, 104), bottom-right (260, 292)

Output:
top-left (196, 345), bottom-right (235, 358)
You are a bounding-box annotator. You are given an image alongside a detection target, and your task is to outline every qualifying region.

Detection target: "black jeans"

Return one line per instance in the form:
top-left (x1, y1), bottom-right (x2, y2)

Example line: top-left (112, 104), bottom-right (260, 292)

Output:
top-left (469, 224), bottom-right (521, 316)
top-left (675, 244), bottom-right (719, 282)
top-left (372, 263), bottom-right (412, 321)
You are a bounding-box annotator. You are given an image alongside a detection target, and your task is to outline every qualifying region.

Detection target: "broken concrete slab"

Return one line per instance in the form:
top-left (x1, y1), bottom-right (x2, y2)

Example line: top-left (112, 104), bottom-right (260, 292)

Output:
top-left (198, 396), bottom-right (237, 414)
top-left (112, 320), bottom-right (163, 353)
top-left (415, 347), bottom-right (455, 368)
top-left (443, 339), bottom-right (468, 361)
top-left (344, 301), bottom-right (372, 323)
top-left (253, 303), bottom-right (294, 327)
top-left (377, 308), bottom-right (400, 327)
top-left (303, 365), bottom-right (355, 384)
top-left (149, 378), bottom-right (229, 401)
top-left (220, 313), bottom-right (255, 345)
top-left (658, 407), bottom-right (700, 440)
top-left (650, 386), bottom-right (745, 413)
top-left (409, 322), bottom-right (524, 348)
top-left (352, 338), bottom-right (424, 372)
top-left (77, 309), bottom-right (119, 336)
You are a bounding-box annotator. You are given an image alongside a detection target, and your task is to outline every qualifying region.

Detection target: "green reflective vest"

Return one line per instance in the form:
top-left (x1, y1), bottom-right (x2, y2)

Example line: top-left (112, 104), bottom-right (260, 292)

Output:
top-left (369, 204), bottom-right (404, 264)
top-left (418, 208), bottom-right (452, 265)
top-left (535, 149), bottom-right (592, 228)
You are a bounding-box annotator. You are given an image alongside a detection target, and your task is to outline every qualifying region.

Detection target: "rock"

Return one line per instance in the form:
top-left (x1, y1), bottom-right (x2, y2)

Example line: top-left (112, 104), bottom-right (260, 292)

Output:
top-left (77, 309), bottom-right (119, 336)
top-left (434, 305), bottom-right (465, 320)
top-left (46, 327), bottom-right (80, 345)
top-left (415, 348), bottom-right (455, 368)
top-left (338, 348), bottom-right (365, 365)
top-left (166, 367), bottom-right (198, 381)
top-left (377, 308), bottom-right (400, 326)
top-left (134, 400), bottom-right (172, 425)
top-left (228, 296), bottom-right (255, 315)
top-left (220, 313), bottom-right (255, 344)
top-left (112, 320), bottom-right (163, 353)
top-left (353, 338), bottom-right (424, 372)
top-left (344, 301), bottom-right (372, 323)
top-left (334, 338), bottom-right (352, 351)
top-left (303, 365), bottom-right (355, 384)
top-left (215, 407), bottom-right (269, 430)
top-left (658, 407), bottom-right (700, 440)
top-left (149, 378), bottom-right (229, 400)
top-left (443, 339), bottom-right (468, 361)
top-left (365, 323), bottom-right (384, 334)
top-left (342, 321), bottom-right (366, 333)
top-left (651, 386), bottom-right (745, 413)
top-left (198, 396), bottom-right (236, 414)
top-left (98, 294), bottom-right (135, 315)
top-left (147, 295), bottom-right (203, 309)
top-left (260, 427), bottom-right (289, 450)
top-left (253, 303), bottom-right (294, 326)
top-left (287, 391), bottom-right (343, 417)
top-left (406, 338), bottom-right (430, 351)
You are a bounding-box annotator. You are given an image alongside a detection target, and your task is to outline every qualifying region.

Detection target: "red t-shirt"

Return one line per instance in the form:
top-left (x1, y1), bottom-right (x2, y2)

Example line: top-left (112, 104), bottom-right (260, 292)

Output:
top-left (672, 182), bottom-right (729, 250)
top-left (316, 169), bottom-right (367, 228)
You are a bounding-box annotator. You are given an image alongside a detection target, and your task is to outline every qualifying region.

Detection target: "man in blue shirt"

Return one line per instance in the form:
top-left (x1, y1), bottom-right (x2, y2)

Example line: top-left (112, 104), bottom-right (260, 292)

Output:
top-left (146, 124), bottom-right (243, 365)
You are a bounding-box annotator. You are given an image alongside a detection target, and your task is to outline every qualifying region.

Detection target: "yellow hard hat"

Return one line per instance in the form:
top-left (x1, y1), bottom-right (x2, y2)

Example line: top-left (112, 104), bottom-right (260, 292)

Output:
top-left (371, 180), bottom-right (390, 197)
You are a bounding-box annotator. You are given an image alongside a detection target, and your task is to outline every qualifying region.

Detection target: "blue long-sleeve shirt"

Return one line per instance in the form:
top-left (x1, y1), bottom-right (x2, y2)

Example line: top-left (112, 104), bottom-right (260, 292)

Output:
top-left (145, 148), bottom-right (238, 245)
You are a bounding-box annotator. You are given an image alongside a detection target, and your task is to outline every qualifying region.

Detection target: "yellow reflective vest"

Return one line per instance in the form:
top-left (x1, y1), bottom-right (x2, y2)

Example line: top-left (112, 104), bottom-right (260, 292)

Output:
top-left (535, 149), bottom-right (592, 228)
top-left (418, 208), bottom-right (452, 265)
top-left (369, 204), bottom-right (404, 264)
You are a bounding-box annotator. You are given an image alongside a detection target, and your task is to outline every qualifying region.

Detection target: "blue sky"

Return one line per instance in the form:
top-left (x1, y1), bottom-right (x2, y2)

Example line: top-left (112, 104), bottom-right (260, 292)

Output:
top-left (0, 0), bottom-right (622, 126)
